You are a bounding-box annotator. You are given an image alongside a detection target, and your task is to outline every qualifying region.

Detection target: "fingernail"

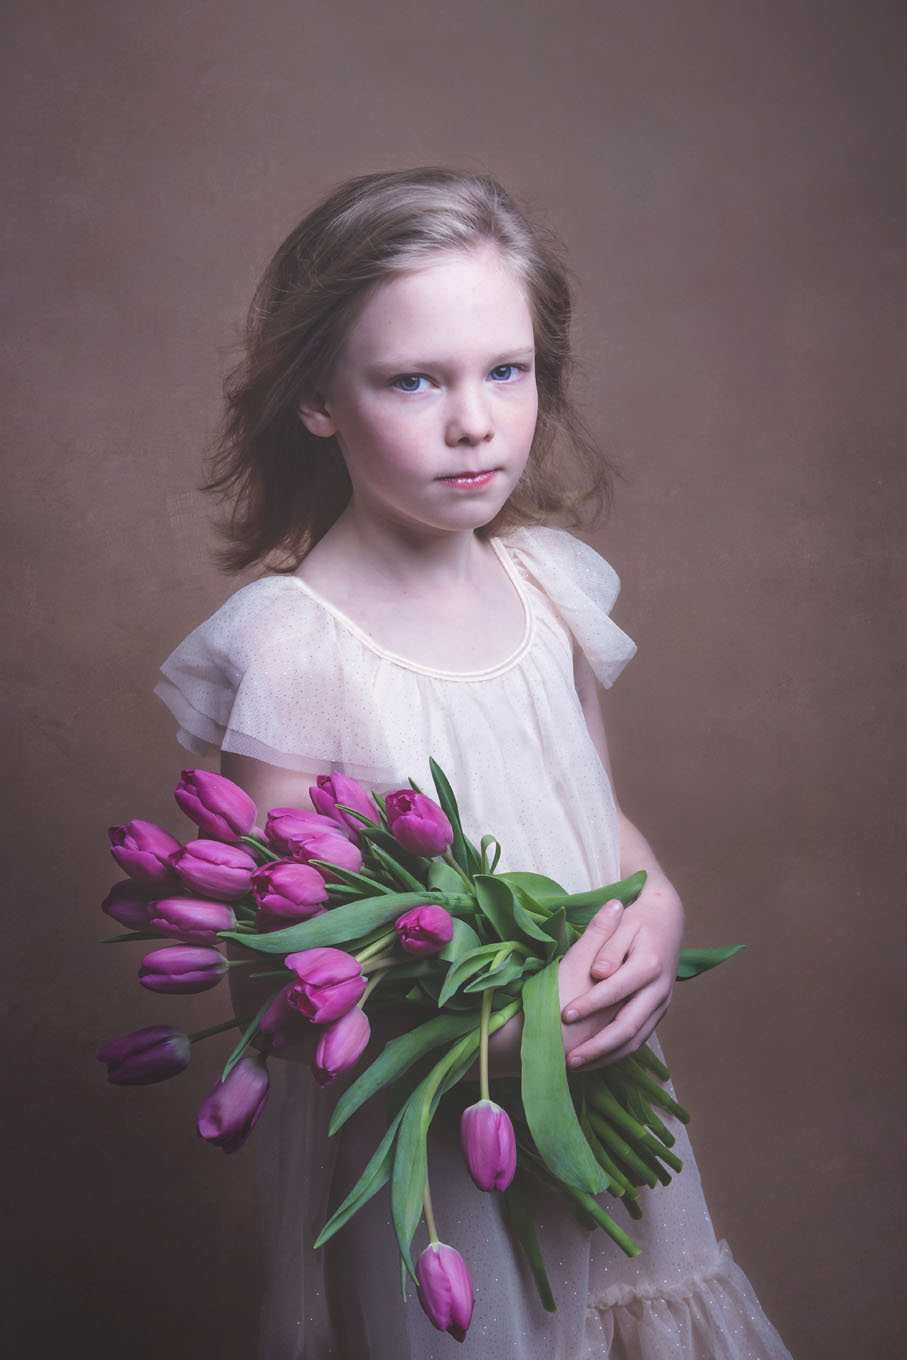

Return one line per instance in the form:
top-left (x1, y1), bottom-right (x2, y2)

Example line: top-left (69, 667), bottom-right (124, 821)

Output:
top-left (564, 1008), bottom-right (578, 1023)
top-left (568, 1054), bottom-right (585, 1068)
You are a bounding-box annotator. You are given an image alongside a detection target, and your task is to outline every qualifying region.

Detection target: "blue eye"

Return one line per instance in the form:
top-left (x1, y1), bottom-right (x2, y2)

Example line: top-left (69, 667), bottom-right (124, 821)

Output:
top-left (490, 364), bottom-right (520, 382)
top-left (392, 374), bottom-right (428, 393)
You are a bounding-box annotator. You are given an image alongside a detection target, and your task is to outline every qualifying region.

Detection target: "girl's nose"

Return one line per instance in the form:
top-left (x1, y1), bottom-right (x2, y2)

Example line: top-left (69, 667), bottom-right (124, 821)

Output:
top-left (444, 388), bottom-right (494, 446)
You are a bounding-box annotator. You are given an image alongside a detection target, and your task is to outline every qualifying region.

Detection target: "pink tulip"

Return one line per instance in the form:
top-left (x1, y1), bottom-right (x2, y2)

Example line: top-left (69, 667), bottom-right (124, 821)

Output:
top-left (197, 1054), bottom-right (269, 1154)
top-left (101, 879), bottom-right (153, 931)
top-left (385, 790), bottom-right (453, 857)
top-left (416, 1242), bottom-right (474, 1342)
top-left (312, 1006), bottom-right (371, 1087)
top-left (138, 945), bottom-right (228, 994)
top-left (252, 861), bottom-right (328, 925)
top-left (287, 831), bottom-right (362, 881)
top-left (97, 1025), bottom-right (191, 1085)
top-left (309, 773), bottom-right (378, 839)
top-left (148, 896), bottom-right (236, 945)
top-left (285, 947), bottom-right (367, 1023)
top-left (460, 1100), bottom-right (517, 1192)
top-left (395, 904), bottom-right (454, 956)
top-left (171, 838), bottom-right (258, 900)
top-left (265, 806), bottom-right (350, 855)
top-left (258, 985), bottom-right (314, 1056)
top-left (174, 768), bottom-right (256, 841)
top-left (108, 820), bottom-right (182, 892)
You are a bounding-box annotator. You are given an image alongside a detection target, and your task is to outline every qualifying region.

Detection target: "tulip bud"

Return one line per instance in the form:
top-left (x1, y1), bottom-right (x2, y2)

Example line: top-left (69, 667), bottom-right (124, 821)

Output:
top-left (252, 861), bottom-right (328, 927)
top-left (174, 768), bottom-right (257, 842)
top-left (197, 1054), bottom-right (269, 1154)
top-left (171, 839), bottom-right (258, 900)
top-left (138, 945), bottom-right (228, 994)
top-left (102, 879), bottom-right (153, 931)
top-left (285, 947), bottom-right (367, 1023)
top-left (460, 1100), bottom-right (517, 1192)
top-left (416, 1242), bottom-right (474, 1342)
top-left (385, 790), bottom-right (453, 857)
top-left (148, 896), bottom-right (236, 945)
top-left (395, 904), bottom-right (454, 956)
top-left (97, 1025), bottom-right (191, 1085)
top-left (108, 820), bottom-right (182, 892)
top-left (258, 984), bottom-right (313, 1055)
top-left (309, 773), bottom-right (378, 840)
top-left (312, 1006), bottom-right (370, 1087)
top-left (287, 831), bottom-right (362, 882)
top-left (265, 806), bottom-right (350, 855)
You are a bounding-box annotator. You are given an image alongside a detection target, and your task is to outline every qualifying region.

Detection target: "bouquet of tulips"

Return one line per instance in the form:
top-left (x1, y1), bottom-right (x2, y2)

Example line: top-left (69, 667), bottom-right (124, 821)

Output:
top-left (98, 760), bottom-right (740, 1342)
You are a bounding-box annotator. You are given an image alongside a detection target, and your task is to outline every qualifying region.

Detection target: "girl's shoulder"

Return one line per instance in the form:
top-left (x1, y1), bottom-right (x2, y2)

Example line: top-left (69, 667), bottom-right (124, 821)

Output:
top-left (499, 525), bottom-right (636, 689)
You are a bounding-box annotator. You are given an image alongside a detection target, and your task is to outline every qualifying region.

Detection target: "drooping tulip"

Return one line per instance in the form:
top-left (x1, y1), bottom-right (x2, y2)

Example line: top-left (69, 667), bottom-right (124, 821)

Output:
top-left (395, 904), bottom-right (454, 956)
top-left (252, 861), bottom-right (328, 926)
top-left (97, 1025), bottom-right (191, 1085)
top-left (147, 896), bottom-right (236, 945)
top-left (416, 1241), bottom-right (474, 1342)
top-left (312, 1006), bottom-right (371, 1087)
top-left (309, 773), bottom-right (378, 839)
top-left (285, 947), bottom-right (367, 1023)
top-left (384, 790), bottom-right (453, 857)
top-left (460, 1099), bottom-right (517, 1192)
top-left (171, 838), bottom-right (258, 900)
top-left (258, 985), bottom-right (313, 1056)
top-left (197, 1054), bottom-right (269, 1154)
top-left (287, 831), bottom-right (363, 881)
top-left (265, 806), bottom-right (350, 855)
top-left (108, 820), bottom-right (182, 892)
top-left (102, 879), bottom-right (153, 931)
top-left (174, 768), bottom-right (257, 842)
top-left (138, 945), bottom-right (228, 994)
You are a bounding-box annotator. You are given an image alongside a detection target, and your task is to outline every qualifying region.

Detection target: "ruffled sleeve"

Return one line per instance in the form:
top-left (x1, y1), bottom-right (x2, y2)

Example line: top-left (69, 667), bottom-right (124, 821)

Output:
top-left (503, 525), bottom-right (637, 688)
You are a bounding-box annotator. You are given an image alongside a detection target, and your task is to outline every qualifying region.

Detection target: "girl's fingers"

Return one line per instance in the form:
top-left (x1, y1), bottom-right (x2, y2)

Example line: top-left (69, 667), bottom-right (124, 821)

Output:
top-left (561, 944), bottom-right (662, 1022)
top-left (565, 989), bottom-right (669, 1068)
top-left (575, 900), bottom-right (624, 964)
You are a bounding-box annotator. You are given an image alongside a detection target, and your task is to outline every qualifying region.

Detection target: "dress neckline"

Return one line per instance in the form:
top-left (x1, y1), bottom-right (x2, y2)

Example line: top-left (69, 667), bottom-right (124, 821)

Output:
top-left (283, 537), bottom-right (535, 682)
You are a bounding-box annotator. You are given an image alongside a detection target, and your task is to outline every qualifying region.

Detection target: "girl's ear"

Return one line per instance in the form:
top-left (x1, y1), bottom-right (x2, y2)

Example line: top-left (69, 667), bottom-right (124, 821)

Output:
top-left (297, 397), bottom-right (337, 438)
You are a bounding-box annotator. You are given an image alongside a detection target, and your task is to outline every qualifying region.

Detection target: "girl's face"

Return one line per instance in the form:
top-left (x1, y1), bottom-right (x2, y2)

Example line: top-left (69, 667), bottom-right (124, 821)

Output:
top-left (299, 246), bottom-right (538, 541)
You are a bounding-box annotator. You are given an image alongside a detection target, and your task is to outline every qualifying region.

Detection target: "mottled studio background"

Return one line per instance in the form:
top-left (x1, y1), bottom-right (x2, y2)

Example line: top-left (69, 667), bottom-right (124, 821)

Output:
top-left (3, 2), bottom-right (904, 1356)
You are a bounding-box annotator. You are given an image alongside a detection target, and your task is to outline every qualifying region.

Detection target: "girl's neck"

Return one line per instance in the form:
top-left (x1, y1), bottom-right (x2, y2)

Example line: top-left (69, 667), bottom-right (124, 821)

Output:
top-left (308, 504), bottom-right (486, 597)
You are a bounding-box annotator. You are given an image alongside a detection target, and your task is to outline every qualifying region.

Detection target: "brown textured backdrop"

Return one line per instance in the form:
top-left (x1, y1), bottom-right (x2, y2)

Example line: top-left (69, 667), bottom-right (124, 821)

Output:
top-left (3, 2), bottom-right (904, 1357)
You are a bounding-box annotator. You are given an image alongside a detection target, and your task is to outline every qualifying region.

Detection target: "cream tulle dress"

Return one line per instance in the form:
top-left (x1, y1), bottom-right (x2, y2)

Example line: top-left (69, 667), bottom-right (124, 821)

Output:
top-left (156, 526), bottom-right (792, 1359)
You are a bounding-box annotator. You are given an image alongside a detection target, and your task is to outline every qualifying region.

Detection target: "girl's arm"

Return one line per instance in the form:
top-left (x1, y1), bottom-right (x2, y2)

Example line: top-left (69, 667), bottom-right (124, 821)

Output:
top-left (559, 650), bottom-right (686, 1068)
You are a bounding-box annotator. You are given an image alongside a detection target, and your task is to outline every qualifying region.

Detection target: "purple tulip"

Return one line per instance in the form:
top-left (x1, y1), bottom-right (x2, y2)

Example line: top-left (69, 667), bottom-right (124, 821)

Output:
top-left (385, 790), bottom-right (453, 857)
top-left (416, 1242), bottom-right (474, 1342)
top-left (174, 768), bottom-right (257, 842)
top-left (252, 861), bottom-right (328, 926)
top-left (148, 896), bottom-right (236, 945)
top-left (309, 773), bottom-right (378, 839)
top-left (312, 1006), bottom-right (371, 1087)
top-left (287, 831), bottom-right (362, 881)
top-left (171, 839), bottom-right (258, 900)
top-left (108, 820), bottom-right (182, 892)
top-left (265, 806), bottom-right (350, 855)
top-left (258, 985), bottom-right (313, 1056)
top-left (395, 904), bottom-right (454, 956)
top-left (197, 1054), bottom-right (269, 1154)
top-left (138, 945), bottom-right (228, 994)
top-left (102, 879), bottom-right (153, 931)
top-left (285, 947), bottom-right (367, 1023)
top-left (97, 1025), bottom-right (191, 1085)
top-left (460, 1100), bottom-right (517, 1192)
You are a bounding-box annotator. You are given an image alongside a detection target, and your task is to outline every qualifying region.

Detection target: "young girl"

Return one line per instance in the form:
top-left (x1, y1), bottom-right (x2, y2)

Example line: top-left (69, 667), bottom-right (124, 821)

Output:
top-left (155, 168), bottom-right (791, 1359)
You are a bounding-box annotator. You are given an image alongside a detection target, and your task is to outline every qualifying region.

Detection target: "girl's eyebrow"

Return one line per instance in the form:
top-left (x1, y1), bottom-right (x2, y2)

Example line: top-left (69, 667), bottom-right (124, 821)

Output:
top-left (369, 347), bottom-right (536, 374)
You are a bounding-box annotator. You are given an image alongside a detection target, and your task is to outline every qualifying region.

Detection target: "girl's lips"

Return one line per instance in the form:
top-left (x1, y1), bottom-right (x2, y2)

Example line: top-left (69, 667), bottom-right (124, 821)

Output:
top-left (438, 470), bottom-right (497, 489)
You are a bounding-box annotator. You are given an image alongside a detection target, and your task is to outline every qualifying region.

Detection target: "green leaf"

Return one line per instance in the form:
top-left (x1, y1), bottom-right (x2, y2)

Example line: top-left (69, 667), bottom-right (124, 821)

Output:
top-left (510, 884), bottom-right (562, 948)
top-left (220, 890), bottom-right (472, 955)
top-left (330, 1011), bottom-right (481, 1134)
top-left (439, 916), bottom-right (481, 963)
top-left (429, 757), bottom-right (481, 875)
top-left (219, 989), bottom-right (282, 1081)
top-left (463, 954), bottom-right (527, 993)
top-left (365, 841), bottom-right (427, 892)
top-left (474, 875), bottom-right (517, 940)
top-left (428, 860), bottom-right (468, 895)
top-left (520, 961), bottom-right (610, 1195)
top-left (308, 861), bottom-right (395, 895)
top-left (314, 1103), bottom-right (407, 1249)
top-left (502, 1174), bottom-right (557, 1312)
top-left (480, 834), bottom-right (502, 875)
top-left (436, 941), bottom-right (516, 1007)
top-left (560, 871), bottom-right (648, 927)
top-left (497, 871), bottom-right (566, 898)
top-left (675, 944), bottom-right (745, 979)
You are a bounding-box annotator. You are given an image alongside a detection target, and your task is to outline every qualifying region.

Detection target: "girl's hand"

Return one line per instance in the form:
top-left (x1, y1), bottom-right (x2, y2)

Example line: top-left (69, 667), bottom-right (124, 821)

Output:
top-left (559, 882), bottom-right (685, 1068)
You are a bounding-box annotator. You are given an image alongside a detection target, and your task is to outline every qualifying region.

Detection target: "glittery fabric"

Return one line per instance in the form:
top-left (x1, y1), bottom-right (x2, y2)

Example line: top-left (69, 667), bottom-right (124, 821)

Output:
top-left (157, 526), bottom-right (792, 1359)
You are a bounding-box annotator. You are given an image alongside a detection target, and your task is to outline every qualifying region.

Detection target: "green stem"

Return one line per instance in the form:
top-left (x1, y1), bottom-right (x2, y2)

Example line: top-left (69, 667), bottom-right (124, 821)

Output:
top-left (442, 850), bottom-right (473, 890)
top-left (479, 989), bottom-right (493, 1102)
top-left (187, 1016), bottom-right (253, 1044)
top-left (355, 930), bottom-right (397, 965)
top-left (422, 1174), bottom-right (439, 1245)
top-left (239, 834), bottom-right (281, 862)
top-left (361, 965), bottom-right (394, 1004)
